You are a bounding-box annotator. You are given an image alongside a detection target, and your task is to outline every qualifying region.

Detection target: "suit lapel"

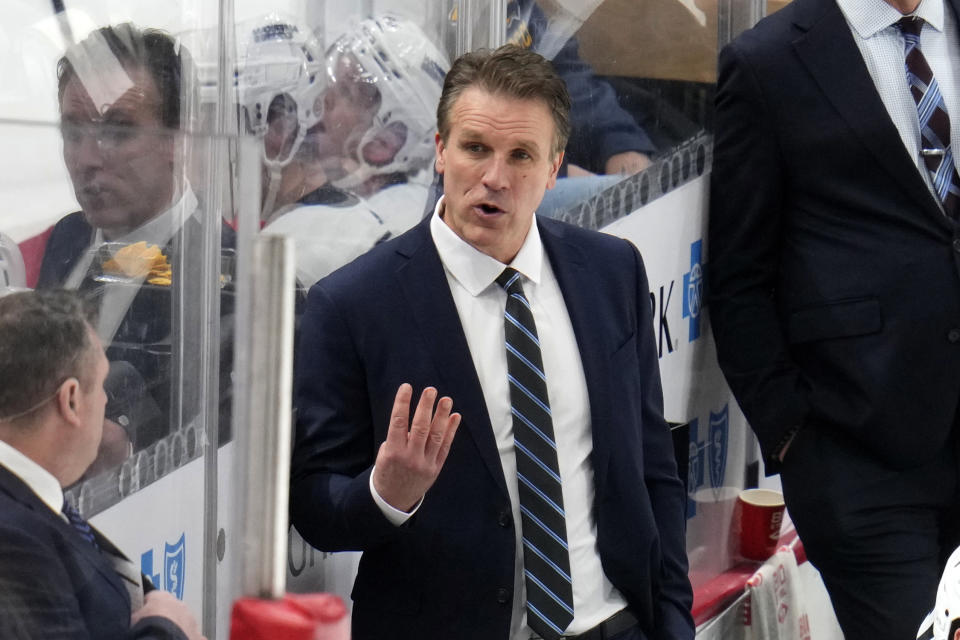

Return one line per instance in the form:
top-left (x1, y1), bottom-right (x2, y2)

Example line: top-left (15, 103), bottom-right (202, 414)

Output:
top-left (951, 0), bottom-right (960, 27)
top-left (791, 0), bottom-right (945, 220)
top-left (538, 219), bottom-right (613, 491)
top-left (394, 221), bottom-right (509, 498)
top-left (91, 527), bottom-right (145, 610)
top-left (0, 467), bottom-right (132, 607)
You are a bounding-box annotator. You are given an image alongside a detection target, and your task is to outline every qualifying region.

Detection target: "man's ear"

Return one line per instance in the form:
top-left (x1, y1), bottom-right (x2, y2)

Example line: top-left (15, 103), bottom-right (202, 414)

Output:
top-left (545, 151), bottom-right (564, 191)
top-left (55, 378), bottom-right (83, 428)
top-left (434, 132), bottom-right (446, 175)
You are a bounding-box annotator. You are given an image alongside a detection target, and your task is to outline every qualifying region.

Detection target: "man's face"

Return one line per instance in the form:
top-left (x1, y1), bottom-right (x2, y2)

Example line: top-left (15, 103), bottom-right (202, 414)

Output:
top-left (360, 121), bottom-right (407, 167)
top-left (60, 66), bottom-right (175, 238)
top-left (311, 53), bottom-right (380, 161)
top-left (77, 329), bottom-right (109, 473)
top-left (435, 87), bottom-right (562, 263)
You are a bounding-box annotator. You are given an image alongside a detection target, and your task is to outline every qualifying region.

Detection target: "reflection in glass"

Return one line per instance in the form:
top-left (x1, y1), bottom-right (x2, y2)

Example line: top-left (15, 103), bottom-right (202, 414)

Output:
top-left (9, 23), bottom-right (238, 515)
top-left (232, 14), bottom-right (446, 288)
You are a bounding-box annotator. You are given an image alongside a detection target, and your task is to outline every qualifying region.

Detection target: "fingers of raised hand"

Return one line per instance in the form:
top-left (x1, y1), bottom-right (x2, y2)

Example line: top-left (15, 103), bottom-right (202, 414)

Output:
top-left (434, 411), bottom-right (461, 467)
top-left (409, 386), bottom-right (439, 450)
top-left (423, 396), bottom-right (454, 459)
top-left (385, 383), bottom-right (414, 447)
top-left (374, 387), bottom-right (462, 512)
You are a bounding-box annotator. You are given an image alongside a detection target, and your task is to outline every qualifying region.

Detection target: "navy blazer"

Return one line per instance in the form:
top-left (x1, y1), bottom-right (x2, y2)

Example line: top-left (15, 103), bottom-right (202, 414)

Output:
top-left (0, 466), bottom-right (186, 639)
top-left (291, 216), bottom-right (693, 640)
top-left (708, 0), bottom-right (960, 469)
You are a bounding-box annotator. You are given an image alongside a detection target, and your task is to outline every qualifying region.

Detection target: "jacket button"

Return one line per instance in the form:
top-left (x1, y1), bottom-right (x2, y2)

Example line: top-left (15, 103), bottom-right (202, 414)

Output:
top-left (496, 588), bottom-right (511, 604)
top-left (498, 510), bottom-right (512, 528)
top-left (949, 329), bottom-right (960, 343)
top-left (953, 239), bottom-right (960, 253)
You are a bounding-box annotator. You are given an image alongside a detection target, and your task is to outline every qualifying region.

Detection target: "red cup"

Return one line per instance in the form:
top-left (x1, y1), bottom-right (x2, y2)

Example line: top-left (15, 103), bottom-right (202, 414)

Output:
top-left (734, 488), bottom-right (785, 561)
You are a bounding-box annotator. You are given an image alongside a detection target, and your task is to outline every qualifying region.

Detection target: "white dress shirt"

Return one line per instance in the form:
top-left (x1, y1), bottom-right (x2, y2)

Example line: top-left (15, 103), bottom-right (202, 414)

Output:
top-left (837, 0), bottom-right (960, 201)
top-left (373, 197), bottom-right (628, 638)
top-left (0, 439), bottom-right (65, 519)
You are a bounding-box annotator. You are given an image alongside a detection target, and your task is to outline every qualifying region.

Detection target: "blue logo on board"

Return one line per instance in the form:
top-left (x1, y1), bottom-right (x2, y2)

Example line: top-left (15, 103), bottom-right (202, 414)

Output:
top-left (686, 402), bottom-right (731, 519)
top-left (681, 240), bottom-right (705, 342)
top-left (164, 534), bottom-right (185, 600)
top-left (708, 405), bottom-right (729, 489)
top-left (687, 417), bottom-right (704, 519)
top-left (141, 533), bottom-right (186, 599)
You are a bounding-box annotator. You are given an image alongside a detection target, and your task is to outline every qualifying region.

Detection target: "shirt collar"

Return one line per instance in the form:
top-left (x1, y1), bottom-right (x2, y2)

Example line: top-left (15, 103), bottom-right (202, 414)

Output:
top-left (0, 439), bottom-right (64, 516)
top-left (429, 195), bottom-right (544, 296)
top-left (838, 0), bottom-right (943, 38)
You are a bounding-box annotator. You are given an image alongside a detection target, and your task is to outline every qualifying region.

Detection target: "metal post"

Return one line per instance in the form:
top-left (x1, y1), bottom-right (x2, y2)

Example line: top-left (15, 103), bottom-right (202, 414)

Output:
top-left (233, 233), bottom-right (296, 599)
top-left (489, 0), bottom-right (507, 48)
top-left (718, 0), bottom-right (767, 49)
top-left (199, 1), bottom-right (239, 634)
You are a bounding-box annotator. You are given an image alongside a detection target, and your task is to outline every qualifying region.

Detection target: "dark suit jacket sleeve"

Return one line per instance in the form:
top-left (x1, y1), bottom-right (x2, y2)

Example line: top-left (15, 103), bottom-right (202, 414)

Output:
top-left (0, 524), bottom-right (187, 640)
top-left (707, 38), bottom-right (811, 464)
top-left (630, 245), bottom-right (695, 639)
top-left (0, 523), bottom-right (90, 638)
top-left (289, 282), bottom-right (404, 552)
top-left (128, 616), bottom-right (189, 640)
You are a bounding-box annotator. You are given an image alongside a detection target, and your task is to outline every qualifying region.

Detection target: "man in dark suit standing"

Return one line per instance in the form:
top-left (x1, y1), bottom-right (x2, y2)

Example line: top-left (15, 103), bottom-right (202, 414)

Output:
top-left (709, 0), bottom-right (960, 636)
top-left (291, 45), bottom-right (693, 640)
top-left (0, 289), bottom-right (202, 639)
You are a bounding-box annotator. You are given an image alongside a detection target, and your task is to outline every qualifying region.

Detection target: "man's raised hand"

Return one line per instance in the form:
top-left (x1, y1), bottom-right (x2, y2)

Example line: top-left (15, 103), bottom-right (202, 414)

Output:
top-left (372, 384), bottom-right (461, 512)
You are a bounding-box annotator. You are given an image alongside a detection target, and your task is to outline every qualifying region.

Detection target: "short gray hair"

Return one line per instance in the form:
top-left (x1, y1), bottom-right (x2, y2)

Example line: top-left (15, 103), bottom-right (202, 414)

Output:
top-left (0, 290), bottom-right (97, 423)
top-left (437, 44), bottom-right (571, 156)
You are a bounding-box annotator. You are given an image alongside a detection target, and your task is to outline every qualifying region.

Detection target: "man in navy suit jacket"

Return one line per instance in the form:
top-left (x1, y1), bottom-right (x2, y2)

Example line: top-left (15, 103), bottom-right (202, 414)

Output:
top-left (709, 0), bottom-right (960, 636)
top-left (291, 45), bottom-right (692, 640)
top-left (0, 290), bottom-right (202, 639)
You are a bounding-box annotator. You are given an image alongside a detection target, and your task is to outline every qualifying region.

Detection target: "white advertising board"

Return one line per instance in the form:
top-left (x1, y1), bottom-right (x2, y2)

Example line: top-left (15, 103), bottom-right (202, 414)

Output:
top-left (604, 174), bottom-right (751, 589)
top-left (90, 453), bottom-right (207, 617)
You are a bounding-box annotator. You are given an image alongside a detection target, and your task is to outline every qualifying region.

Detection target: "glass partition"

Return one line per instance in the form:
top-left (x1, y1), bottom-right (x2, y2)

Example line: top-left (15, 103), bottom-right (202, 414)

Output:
top-left (1, 7), bottom-right (251, 638)
top-left (0, 113), bottom-right (255, 638)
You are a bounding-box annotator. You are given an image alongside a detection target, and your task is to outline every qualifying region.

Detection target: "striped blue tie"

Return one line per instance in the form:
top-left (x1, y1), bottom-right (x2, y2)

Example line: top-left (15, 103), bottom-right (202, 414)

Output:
top-left (898, 16), bottom-right (960, 218)
top-left (496, 268), bottom-right (573, 640)
top-left (62, 498), bottom-right (99, 550)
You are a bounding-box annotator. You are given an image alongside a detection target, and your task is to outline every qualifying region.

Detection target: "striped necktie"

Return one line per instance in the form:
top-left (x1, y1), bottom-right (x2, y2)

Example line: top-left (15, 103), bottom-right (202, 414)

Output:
top-left (897, 16), bottom-right (960, 218)
top-left (63, 498), bottom-right (147, 608)
top-left (496, 267), bottom-right (574, 640)
top-left (62, 498), bottom-right (99, 550)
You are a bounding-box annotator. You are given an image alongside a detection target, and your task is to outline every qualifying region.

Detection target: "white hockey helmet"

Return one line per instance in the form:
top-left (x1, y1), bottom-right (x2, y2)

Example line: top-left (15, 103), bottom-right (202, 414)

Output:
top-left (323, 15), bottom-right (449, 187)
top-left (930, 546), bottom-right (960, 640)
top-left (235, 15), bottom-right (325, 167)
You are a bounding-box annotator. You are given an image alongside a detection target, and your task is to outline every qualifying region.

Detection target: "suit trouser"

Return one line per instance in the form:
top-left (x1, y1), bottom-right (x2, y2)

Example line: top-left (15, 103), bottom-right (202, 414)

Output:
top-left (779, 421), bottom-right (960, 640)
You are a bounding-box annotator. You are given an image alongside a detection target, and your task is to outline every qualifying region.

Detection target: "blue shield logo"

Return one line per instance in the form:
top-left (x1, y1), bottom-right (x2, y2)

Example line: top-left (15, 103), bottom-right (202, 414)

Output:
top-left (164, 534), bottom-right (185, 600)
top-left (708, 405), bottom-right (729, 489)
top-left (686, 418), bottom-right (705, 519)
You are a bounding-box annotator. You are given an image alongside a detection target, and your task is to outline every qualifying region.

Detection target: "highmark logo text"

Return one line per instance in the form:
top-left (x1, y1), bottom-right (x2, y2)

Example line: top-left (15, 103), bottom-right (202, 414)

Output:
top-left (651, 238), bottom-right (706, 359)
top-left (682, 239), bottom-right (705, 343)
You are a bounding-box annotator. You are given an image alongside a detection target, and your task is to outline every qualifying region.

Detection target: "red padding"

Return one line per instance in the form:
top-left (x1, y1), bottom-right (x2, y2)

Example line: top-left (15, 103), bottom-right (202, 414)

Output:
top-left (18, 227), bottom-right (52, 288)
top-left (692, 563), bottom-right (758, 626)
top-left (691, 534), bottom-right (806, 627)
top-left (230, 593), bottom-right (349, 640)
